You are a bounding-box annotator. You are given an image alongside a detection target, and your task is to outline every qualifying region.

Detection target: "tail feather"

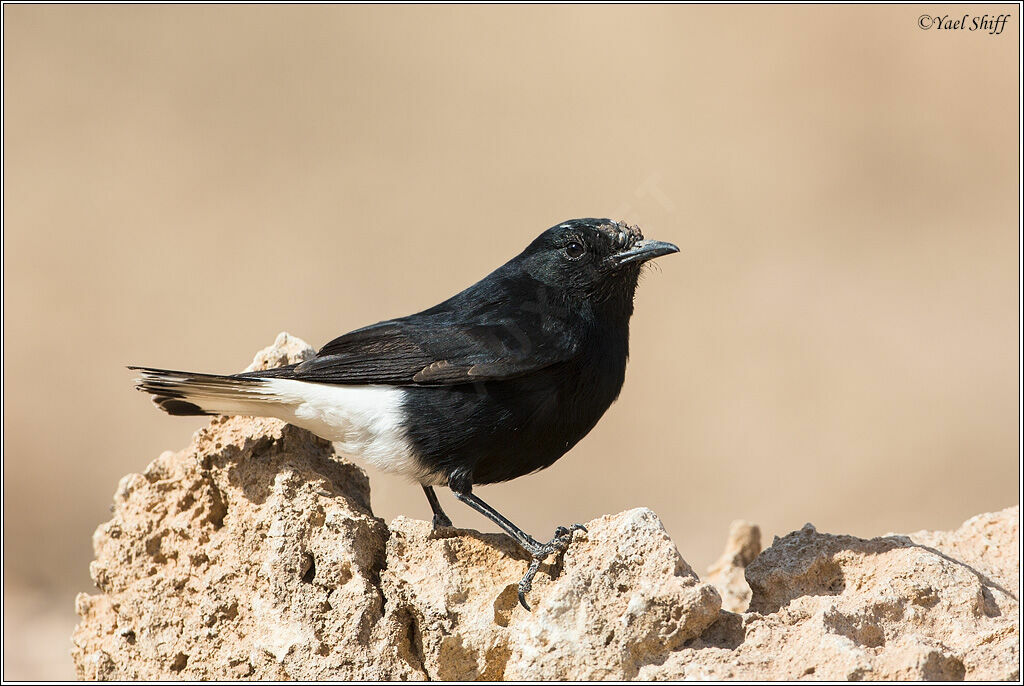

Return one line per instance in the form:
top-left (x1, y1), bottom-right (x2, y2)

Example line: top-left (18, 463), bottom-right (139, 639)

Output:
top-left (130, 367), bottom-right (281, 417)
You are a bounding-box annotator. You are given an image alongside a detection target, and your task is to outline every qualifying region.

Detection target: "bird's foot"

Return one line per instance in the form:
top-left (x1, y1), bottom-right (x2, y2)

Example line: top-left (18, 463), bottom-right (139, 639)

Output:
top-left (517, 523), bottom-right (587, 611)
top-left (431, 512), bottom-right (454, 530)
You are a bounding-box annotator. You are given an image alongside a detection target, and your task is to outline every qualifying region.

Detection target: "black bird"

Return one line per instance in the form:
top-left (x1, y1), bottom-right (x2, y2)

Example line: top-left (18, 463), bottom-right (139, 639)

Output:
top-left (132, 218), bottom-right (679, 609)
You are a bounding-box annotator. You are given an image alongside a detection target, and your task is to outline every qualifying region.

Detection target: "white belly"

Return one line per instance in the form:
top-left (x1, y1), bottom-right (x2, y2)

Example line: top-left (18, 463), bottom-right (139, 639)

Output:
top-left (264, 379), bottom-right (443, 485)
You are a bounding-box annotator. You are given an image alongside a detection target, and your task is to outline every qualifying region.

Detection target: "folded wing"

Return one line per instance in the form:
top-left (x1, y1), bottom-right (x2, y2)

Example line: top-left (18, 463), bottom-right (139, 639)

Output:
top-left (245, 316), bottom-right (580, 386)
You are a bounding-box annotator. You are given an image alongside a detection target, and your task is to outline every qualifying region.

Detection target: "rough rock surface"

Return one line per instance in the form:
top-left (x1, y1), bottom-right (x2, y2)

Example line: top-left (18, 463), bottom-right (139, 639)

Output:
top-left (645, 510), bottom-right (1019, 681)
top-left (704, 519), bottom-right (761, 613)
top-left (73, 335), bottom-right (1020, 680)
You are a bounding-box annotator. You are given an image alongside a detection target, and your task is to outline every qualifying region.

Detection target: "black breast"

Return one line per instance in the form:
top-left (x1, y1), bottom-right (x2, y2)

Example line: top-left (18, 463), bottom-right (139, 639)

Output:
top-left (401, 327), bottom-right (629, 487)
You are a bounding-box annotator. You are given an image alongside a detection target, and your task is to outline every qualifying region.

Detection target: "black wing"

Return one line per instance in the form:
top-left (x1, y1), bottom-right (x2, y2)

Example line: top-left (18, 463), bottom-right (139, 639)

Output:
top-left (253, 313), bottom-right (580, 386)
top-left (245, 252), bottom-right (585, 386)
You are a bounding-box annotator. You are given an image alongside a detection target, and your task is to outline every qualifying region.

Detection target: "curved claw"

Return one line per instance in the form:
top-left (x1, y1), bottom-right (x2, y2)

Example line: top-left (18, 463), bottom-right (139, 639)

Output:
top-left (516, 524), bottom-right (588, 611)
top-left (517, 586), bottom-right (532, 611)
top-left (517, 557), bottom-right (542, 610)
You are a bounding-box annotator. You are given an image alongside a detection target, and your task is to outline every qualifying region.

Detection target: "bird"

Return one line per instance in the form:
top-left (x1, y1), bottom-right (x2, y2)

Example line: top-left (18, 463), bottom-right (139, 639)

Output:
top-left (132, 218), bottom-right (679, 609)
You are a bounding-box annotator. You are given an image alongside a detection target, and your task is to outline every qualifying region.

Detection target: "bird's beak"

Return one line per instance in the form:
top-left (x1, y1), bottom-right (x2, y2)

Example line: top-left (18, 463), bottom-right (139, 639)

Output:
top-left (606, 239), bottom-right (680, 270)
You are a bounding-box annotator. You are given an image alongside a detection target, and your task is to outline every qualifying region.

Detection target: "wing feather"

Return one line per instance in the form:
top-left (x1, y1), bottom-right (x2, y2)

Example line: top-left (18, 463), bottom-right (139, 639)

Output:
top-left (269, 316), bottom-right (578, 386)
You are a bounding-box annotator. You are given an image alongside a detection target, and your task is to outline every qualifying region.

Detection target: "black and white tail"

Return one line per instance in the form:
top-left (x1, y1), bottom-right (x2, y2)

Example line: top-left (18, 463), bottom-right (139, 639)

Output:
top-left (130, 365), bottom-right (436, 483)
top-left (130, 367), bottom-right (283, 417)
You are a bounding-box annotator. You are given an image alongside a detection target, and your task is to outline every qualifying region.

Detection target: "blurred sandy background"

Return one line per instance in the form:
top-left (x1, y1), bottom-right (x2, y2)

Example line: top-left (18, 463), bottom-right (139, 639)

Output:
top-left (3, 5), bottom-right (1018, 679)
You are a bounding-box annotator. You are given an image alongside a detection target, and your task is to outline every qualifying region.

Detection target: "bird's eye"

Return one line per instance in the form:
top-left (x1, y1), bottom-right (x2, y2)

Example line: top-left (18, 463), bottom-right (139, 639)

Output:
top-left (565, 241), bottom-right (585, 259)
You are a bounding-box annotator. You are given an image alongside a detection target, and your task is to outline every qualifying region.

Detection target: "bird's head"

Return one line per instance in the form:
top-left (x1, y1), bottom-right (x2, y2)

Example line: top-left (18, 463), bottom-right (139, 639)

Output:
top-left (516, 218), bottom-right (679, 308)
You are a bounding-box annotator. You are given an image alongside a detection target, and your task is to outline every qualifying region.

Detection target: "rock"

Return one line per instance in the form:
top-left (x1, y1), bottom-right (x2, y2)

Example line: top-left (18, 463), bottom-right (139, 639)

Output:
top-left (74, 335), bottom-right (407, 679)
top-left (379, 510), bottom-right (721, 681)
top-left (705, 519), bottom-right (760, 612)
top-left (243, 331), bottom-right (316, 373)
top-left (644, 509), bottom-right (1019, 680)
top-left (906, 509), bottom-right (1019, 600)
top-left (73, 335), bottom-right (1019, 680)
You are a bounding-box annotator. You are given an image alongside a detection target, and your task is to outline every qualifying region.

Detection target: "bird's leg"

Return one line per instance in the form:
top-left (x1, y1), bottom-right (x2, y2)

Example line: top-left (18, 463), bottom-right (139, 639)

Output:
top-left (449, 486), bottom-right (586, 610)
top-left (421, 485), bottom-right (453, 529)
top-left (512, 523), bottom-right (587, 610)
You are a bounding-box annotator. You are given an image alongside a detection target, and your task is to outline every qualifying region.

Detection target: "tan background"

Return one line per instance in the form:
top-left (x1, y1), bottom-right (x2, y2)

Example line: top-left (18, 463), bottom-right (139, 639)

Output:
top-left (3, 5), bottom-right (1019, 679)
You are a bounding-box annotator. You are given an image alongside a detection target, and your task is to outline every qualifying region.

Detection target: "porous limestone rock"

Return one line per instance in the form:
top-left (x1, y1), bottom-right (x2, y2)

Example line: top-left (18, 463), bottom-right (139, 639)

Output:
top-left (380, 510), bottom-right (721, 681)
top-left (243, 331), bottom-right (316, 373)
top-left (642, 509), bottom-right (1019, 681)
top-left (73, 335), bottom-right (406, 679)
top-left (73, 334), bottom-right (1020, 680)
top-left (704, 519), bottom-right (761, 612)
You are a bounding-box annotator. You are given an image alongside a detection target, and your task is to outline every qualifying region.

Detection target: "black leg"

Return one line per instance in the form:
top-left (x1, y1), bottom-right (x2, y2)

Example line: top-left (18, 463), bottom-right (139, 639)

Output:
top-left (421, 485), bottom-right (453, 529)
top-left (451, 490), bottom-right (543, 552)
top-left (450, 488), bottom-right (586, 610)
